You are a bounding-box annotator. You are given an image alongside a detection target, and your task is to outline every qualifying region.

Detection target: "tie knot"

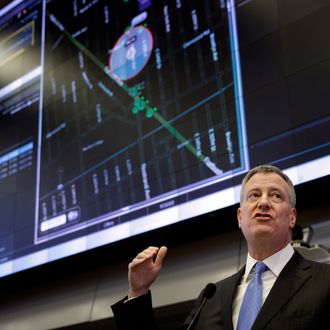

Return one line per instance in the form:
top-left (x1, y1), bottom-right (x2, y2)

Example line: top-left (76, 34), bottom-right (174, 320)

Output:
top-left (255, 262), bottom-right (267, 275)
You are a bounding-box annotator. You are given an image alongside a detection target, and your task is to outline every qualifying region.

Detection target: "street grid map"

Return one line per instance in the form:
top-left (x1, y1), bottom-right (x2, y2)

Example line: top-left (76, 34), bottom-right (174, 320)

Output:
top-left (36, 0), bottom-right (248, 242)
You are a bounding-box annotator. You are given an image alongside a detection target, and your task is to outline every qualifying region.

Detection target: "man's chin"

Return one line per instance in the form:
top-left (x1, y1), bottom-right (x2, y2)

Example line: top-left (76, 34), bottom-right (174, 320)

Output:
top-left (253, 224), bottom-right (273, 236)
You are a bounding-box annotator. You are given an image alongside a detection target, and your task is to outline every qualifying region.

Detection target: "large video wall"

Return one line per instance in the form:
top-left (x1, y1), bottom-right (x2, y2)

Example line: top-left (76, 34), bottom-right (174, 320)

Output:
top-left (0, 0), bottom-right (329, 278)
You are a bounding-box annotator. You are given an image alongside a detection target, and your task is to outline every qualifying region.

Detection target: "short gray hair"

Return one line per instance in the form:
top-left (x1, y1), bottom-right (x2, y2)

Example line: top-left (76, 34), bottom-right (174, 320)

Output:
top-left (240, 165), bottom-right (296, 207)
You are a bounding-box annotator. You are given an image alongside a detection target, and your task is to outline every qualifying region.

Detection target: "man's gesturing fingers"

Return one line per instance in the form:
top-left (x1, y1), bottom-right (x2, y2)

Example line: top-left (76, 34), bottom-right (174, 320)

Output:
top-left (128, 246), bottom-right (168, 298)
top-left (154, 246), bottom-right (167, 268)
top-left (130, 246), bottom-right (163, 266)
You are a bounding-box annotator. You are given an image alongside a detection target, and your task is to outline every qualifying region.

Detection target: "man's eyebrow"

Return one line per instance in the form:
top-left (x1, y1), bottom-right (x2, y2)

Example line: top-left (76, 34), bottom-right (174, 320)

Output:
top-left (245, 188), bottom-right (260, 195)
top-left (268, 186), bottom-right (284, 191)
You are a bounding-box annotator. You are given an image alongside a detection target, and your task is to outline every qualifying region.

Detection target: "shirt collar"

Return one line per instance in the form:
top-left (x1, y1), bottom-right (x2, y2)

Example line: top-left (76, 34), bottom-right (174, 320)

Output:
top-left (244, 243), bottom-right (294, 278)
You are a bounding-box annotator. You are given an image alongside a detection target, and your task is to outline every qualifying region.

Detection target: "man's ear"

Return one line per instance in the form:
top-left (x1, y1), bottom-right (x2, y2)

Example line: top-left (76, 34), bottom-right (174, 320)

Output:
top-left (289, 208), bottom-right (297, 229)
top-left (237, 208), bottom-right (241, 228)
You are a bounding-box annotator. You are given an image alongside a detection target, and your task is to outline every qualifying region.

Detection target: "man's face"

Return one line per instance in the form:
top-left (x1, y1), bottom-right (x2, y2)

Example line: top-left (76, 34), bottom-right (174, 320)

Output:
top-left (237, 172), bottom-right (296, 246)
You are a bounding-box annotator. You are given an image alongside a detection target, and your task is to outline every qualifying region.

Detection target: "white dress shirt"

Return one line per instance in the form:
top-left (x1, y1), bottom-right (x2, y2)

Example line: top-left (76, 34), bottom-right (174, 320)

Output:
top-left (232, 244), bottom-right (295, 329)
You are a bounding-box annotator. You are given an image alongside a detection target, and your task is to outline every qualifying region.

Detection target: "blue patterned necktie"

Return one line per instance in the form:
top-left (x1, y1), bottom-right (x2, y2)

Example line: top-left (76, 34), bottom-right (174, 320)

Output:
top-left (237, 262), bottom-right (267, 330)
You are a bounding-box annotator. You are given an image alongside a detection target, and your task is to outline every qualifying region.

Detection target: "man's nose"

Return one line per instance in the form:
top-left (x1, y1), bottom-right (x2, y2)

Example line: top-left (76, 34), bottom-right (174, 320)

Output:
top-left (257, 195), bottom-right (270, 208)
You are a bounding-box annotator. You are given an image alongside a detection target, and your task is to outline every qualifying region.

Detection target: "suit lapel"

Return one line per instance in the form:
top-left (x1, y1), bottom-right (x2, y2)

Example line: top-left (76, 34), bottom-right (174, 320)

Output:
top-left (252, 252), bottom-right (312, 329)
top-left (219, 267), bottom-right (245, 330)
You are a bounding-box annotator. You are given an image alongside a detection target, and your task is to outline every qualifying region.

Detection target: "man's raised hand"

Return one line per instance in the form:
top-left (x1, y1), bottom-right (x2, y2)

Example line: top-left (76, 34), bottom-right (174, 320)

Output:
top-left (128, 246), bottom-right (168, 298)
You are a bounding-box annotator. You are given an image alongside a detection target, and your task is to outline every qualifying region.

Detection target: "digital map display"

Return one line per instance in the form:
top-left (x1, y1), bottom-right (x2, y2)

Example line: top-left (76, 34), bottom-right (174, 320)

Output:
top-left (36, 0), bottom-right (248, 242)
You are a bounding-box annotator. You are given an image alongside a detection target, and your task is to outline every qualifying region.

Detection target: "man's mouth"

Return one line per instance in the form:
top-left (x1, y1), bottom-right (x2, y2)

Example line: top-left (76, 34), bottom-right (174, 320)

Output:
top-left (254, 213), bottom-right (272, 220)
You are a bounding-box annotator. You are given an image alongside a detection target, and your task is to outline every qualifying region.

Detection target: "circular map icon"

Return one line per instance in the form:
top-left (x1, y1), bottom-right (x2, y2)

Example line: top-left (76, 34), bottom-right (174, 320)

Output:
top-left (109, 26), bottom-right (154, 81)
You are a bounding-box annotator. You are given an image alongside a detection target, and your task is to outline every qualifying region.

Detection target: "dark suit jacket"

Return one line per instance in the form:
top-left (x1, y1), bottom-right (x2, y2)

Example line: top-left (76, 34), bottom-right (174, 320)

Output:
top-left (111, 252), bottom-right (330, 329)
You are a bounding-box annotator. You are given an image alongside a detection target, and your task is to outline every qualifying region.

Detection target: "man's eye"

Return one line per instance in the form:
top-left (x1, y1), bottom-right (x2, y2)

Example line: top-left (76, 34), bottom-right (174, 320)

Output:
top-left (271, 193), bottom-right (282, 201)
top-left (247, 193), bottom-right (258, 200)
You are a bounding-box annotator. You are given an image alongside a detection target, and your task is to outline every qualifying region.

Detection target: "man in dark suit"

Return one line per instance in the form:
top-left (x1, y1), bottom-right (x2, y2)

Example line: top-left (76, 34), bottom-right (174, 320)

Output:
top-left (111, 165), bottom-right (330, 329)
